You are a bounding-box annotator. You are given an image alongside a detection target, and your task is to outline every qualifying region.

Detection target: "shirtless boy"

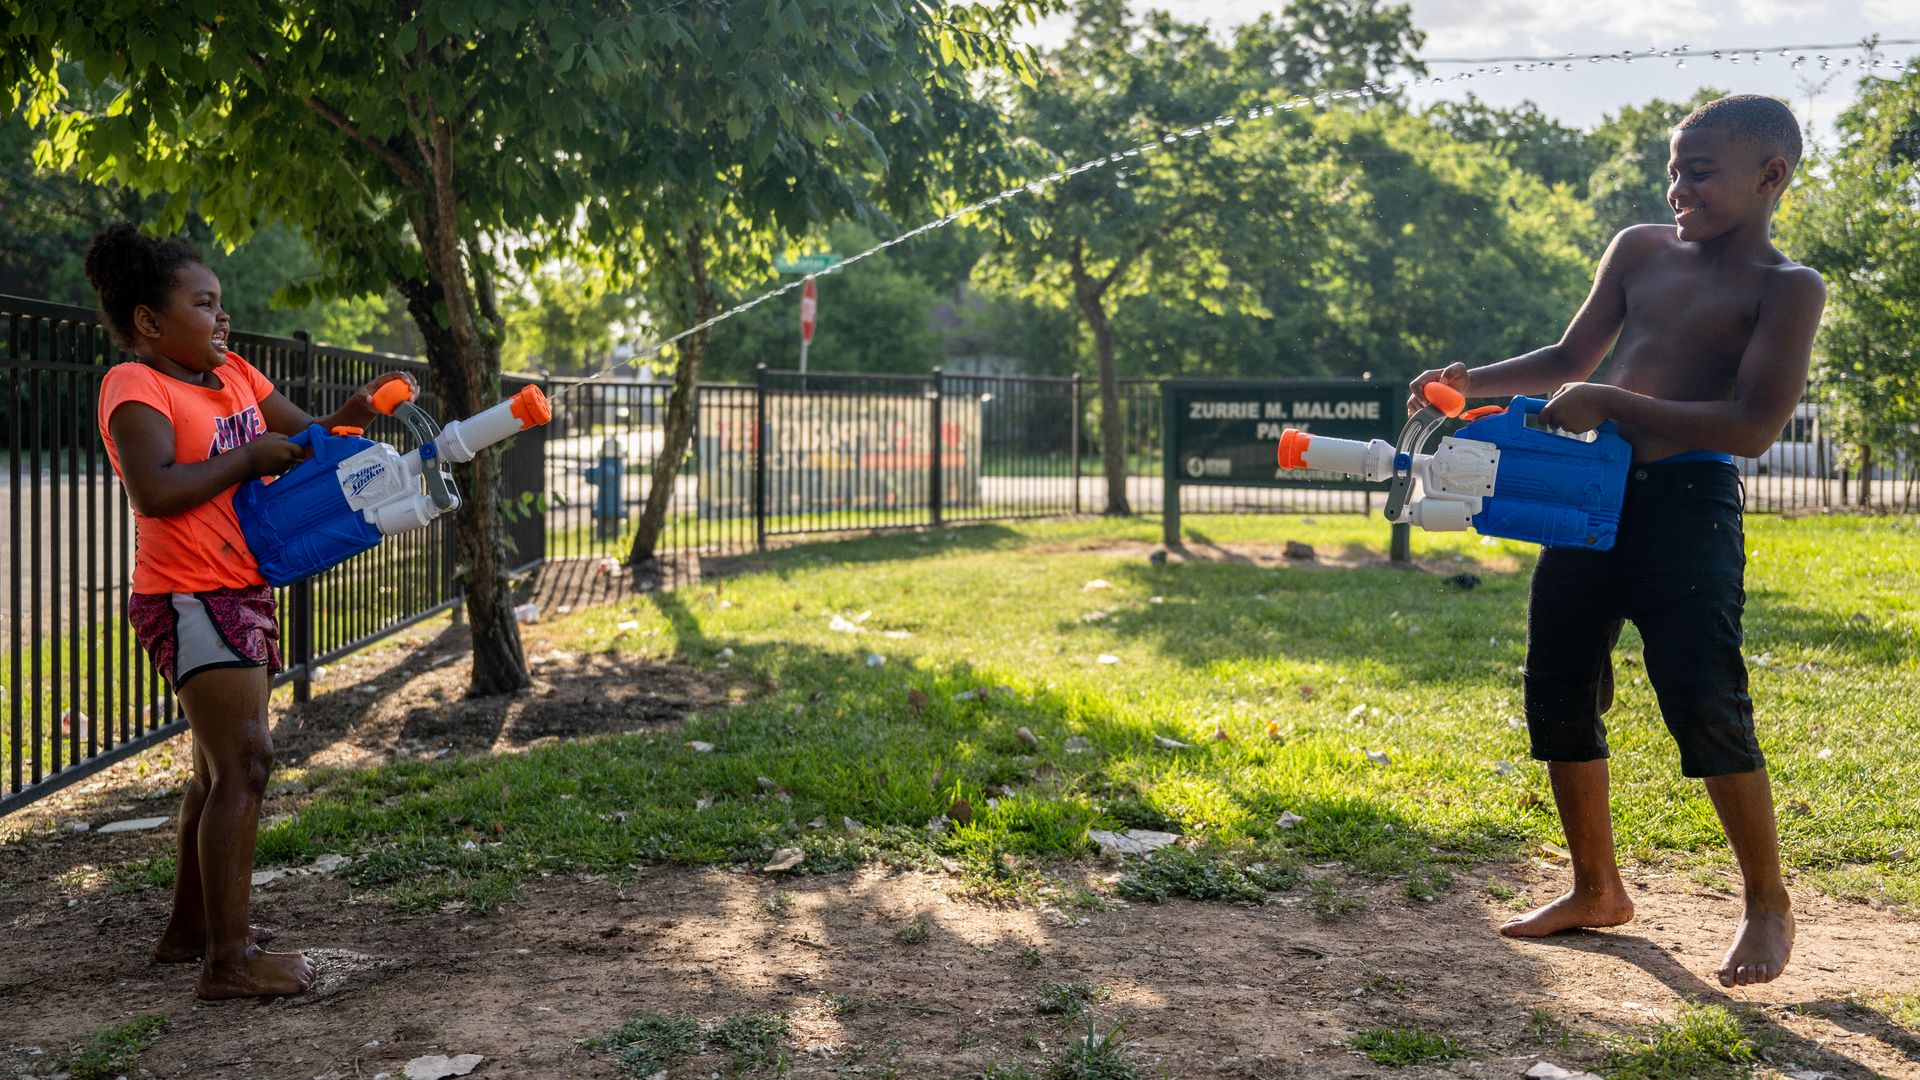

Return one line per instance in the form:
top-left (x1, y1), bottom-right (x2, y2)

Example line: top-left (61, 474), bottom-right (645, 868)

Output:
top-left (1408, 94), bottom-right (1825, 987)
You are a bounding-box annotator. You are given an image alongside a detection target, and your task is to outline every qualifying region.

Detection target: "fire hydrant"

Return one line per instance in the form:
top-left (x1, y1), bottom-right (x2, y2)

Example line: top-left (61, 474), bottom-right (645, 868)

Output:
top-left (582, 434), bottom-right (627, 539)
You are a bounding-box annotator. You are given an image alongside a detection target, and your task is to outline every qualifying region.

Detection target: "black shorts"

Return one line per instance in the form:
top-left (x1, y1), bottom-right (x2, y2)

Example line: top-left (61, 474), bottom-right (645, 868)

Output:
top-left (1522, 460), bottom-right (1762, 778)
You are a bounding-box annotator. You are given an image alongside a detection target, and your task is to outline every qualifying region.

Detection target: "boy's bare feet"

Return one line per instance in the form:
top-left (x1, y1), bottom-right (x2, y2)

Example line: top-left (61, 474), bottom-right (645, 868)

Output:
top-left (1500, 888), bottom-right (1635, 937)
top-left (195, 946), bottom-right (317, 999)
top-left (154, 923), bottom-right (276, 963)
top-left (1716, 898), bottom-right (1794, 986)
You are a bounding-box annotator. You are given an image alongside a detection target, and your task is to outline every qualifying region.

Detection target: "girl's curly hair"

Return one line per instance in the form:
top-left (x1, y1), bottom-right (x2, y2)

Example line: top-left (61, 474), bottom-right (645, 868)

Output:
top-left (82, 222), bottom-right (205, 350)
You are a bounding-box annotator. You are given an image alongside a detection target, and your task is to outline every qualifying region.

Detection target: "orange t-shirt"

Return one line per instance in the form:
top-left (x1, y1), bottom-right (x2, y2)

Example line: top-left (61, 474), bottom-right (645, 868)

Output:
top-left (98, 352), bottom-right (279, 594)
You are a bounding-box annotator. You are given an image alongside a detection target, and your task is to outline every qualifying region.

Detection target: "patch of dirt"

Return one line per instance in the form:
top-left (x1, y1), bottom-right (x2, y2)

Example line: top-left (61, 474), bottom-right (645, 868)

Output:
top-left (0, 616), bottom-right (731, 840)
top-left (2, 854), bottom-right (1918, 1079)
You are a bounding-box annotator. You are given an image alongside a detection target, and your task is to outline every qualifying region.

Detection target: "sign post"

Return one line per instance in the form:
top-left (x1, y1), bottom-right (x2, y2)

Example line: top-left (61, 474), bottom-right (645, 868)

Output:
top-left (799, 276), bottom-right (817, 374)
top-left (774, 253), bottom-right (837, 376)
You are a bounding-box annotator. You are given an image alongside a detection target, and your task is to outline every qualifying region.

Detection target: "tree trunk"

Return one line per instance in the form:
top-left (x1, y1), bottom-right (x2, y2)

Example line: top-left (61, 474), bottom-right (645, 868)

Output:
top-left (629, 227), bottom-right (718, 564)
top-left (1859, 445), bottom-right (1874, 507)
top-left (397, 276), bottom-right (530, 695)
top-left (1070, 247), bottom-right (1131, 516)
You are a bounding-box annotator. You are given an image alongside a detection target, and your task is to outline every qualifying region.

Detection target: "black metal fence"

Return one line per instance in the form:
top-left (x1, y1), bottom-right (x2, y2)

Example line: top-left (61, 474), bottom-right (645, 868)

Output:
top-left (1, 296), bottom-right (542, 814)
top-left (5, 288), bottom-right (1913, 815)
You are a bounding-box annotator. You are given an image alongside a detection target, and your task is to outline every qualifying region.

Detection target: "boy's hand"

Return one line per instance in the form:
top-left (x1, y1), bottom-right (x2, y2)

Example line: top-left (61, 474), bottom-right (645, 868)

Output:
top-left (1408, 363), bottom-right (1469, 416)
top-left (243, 432), bottom-right (307, 477)
top-left (331, 372), bottom-right (422, 429)
top-left (1539, 382), bottom-right (1621, 434)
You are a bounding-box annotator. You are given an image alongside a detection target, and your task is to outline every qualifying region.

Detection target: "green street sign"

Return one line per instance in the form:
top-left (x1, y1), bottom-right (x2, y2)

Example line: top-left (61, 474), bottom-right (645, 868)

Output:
top-left (774, 253), bottom-right (841, 274)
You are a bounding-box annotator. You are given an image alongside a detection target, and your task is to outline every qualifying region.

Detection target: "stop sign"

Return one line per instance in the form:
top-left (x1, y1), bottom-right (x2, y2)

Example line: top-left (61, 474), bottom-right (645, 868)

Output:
top-left (800, 276), bottom-right (818, 344)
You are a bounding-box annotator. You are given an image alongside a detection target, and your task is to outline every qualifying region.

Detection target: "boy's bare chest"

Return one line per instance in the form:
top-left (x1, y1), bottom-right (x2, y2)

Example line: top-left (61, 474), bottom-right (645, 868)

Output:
top-left (1619, 262), bottom-right (1764, 366)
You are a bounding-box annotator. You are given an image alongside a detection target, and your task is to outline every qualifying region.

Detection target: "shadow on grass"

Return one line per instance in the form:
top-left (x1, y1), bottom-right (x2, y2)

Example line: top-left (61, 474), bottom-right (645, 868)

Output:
top-left (1056, 546), bottom-right (1536, 681)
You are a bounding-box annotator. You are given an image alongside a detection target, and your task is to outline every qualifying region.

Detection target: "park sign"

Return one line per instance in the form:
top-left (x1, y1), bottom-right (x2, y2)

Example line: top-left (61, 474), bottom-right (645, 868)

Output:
top-left (774, 253), bottom-right (842, 274)
top-left (1163, 378), bottom-right (1398, 489)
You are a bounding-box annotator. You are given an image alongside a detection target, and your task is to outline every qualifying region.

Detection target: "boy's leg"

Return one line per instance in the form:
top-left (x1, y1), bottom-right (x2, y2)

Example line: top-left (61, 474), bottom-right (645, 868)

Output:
top-left (175, 665), bottom-right (314, 998)
top-left (1500, 759), bottom-right (1635, 936)
top-left (1703, 769), bottom-right (1793, 986)
top-left (1510, 545), bottom-right (1633, 936)
top-left (1629, 464), bottom-right (1786, 984)
top-left (153, 738), bottom-right (276, 962)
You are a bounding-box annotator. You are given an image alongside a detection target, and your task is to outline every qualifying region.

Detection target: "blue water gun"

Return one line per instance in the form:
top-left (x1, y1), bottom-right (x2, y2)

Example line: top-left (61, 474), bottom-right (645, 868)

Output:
top-left (235, 381), bottom-right (552, 587)
top-left (1276, 381), bottom-right (1631, 550)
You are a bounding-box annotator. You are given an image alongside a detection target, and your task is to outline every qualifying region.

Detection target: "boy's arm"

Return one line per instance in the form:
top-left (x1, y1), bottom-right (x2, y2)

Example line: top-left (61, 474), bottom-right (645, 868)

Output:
top-left (108, 402), bottom-right (306, 518)
top-left (1540, 266), bottom-right (1827, 456)
top-left (1408, 227), bottom-right (1648, 413)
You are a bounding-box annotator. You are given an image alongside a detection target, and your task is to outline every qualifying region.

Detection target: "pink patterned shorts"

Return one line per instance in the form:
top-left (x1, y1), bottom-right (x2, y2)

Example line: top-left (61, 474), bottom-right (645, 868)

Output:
top-left (127, 586), bottom-right (282, 689)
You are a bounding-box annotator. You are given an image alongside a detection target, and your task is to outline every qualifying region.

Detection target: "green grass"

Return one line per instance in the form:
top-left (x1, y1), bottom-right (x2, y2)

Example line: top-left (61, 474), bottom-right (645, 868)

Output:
top-left (1599, 1001), bottom-right (1767, 1079)
top-left (1034, 981), bottom-right (1101, 1022)
top-left (1114, 844), bottom-right (1300, 903)
top-left (232, 513), bottom-right (1915, 918)
top-left (58, 1014), bottom-right (167, 1080)
top-left (1351, 1026), bottom-right (1465, 1066)
top-left (586, 1011), bottom-right (788, 1076)
top-left (1046, 1014), bottom-right (1139, 1080)
top-left (586, 1013), bottom-right (702, 1078)
top-left (1875, 987), bottom-right (1920, 1032)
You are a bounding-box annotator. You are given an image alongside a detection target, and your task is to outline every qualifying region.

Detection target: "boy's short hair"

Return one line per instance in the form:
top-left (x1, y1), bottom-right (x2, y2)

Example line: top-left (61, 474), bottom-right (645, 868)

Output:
top-left (1674, 94), bottom-right (1803, 173)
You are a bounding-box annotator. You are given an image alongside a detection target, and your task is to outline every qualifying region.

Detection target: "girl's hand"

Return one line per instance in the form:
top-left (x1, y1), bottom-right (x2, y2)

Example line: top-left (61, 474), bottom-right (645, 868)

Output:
top-left (1538, 382), bottom-right (1620, 434)
top-left (244, 432), bottom-right (307, 477)
top-left (331, 372), bottom-right (421, 429)
top-left (1407, 363), bottom-right (1469, 416)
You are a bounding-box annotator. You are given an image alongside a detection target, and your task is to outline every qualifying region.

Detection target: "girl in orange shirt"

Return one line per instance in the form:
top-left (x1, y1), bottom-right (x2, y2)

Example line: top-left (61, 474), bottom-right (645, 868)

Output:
top-left (88, 222), bottom-right (415, 999)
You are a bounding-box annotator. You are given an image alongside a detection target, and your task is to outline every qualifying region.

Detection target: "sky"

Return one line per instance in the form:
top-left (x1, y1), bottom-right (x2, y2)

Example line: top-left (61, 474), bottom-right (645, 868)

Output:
top-left (1021, 1), bottom-right (1920, 141)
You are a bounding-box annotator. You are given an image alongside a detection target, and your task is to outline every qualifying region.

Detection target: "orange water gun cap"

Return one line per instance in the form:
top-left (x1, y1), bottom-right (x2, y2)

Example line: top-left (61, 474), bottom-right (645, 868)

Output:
top-left (1422, 381), bottom-right (1465, 418)
top-left (372, 379), bottom-right (417, 416)
top-left (509, 385), bottom-right (552, 429)
top-left (1277, 428), bottom-right (1311, 470)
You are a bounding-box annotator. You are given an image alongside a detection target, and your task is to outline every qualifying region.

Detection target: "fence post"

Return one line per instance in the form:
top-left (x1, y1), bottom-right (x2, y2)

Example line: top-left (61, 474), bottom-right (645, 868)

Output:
top-left (290, 331), bottom-right (316, 705)
top-left (929, 368), bottom-right (944, 528)
top-left (1070, 372), bottom-right (1083, 515)
top-left (754, 364), bottom-right (768, 552)
top-left (1160, 383), bottom-right (1179, 548)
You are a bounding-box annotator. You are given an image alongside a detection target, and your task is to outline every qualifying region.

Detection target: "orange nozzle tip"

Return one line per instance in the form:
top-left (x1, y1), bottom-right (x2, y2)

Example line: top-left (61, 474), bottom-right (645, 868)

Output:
top-left (1423, 381), bottom-right (1466, 418)
top-left (1459, 405), bottom-right (1506, 422)
top-left (1277, 428), bottom-right (1311, 470)
top-left (372, 379), bottom-right (415, 415)
top-left (509, 385), bottom-right (551, 429)
top-left (330, 425), bottom-right (365, 437)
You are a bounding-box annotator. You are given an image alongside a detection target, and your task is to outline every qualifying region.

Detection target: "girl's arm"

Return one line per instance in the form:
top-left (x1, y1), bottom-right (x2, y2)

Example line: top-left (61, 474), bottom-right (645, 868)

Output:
top-left (108, 402), bottom-right (307, 518)
top-left (259, 372), bottom-right (421, 437)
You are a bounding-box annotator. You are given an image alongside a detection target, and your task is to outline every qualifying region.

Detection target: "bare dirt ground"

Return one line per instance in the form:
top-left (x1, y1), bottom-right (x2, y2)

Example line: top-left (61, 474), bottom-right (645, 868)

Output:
top-left (2, 550), bottom-right (1917, 1079)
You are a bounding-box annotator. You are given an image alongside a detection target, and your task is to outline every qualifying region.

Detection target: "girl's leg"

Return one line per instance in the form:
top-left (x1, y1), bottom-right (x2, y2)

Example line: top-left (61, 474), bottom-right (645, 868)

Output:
top-left (152, 738), bottom-right (275, 962)
top-left (153, 739), bottom-right (210, 960)
top-left (175, 665), bottom-right (314, 998)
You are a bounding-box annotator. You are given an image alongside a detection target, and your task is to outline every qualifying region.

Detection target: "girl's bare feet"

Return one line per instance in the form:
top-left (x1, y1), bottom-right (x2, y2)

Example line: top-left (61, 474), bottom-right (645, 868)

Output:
top-left (154, 923), bottom-right (276, 963)
top-left (195, 946), bottom-right (317, 999)
top-left (1499, 888), bottom-right (1635, 937)
top-left (1716, 898), bottom-right (1794, 986)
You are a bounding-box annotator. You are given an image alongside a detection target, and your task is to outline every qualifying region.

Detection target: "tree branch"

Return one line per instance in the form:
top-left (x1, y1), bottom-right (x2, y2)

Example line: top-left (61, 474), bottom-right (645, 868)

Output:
top-left (238, 49), bottom-right (431, 196)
